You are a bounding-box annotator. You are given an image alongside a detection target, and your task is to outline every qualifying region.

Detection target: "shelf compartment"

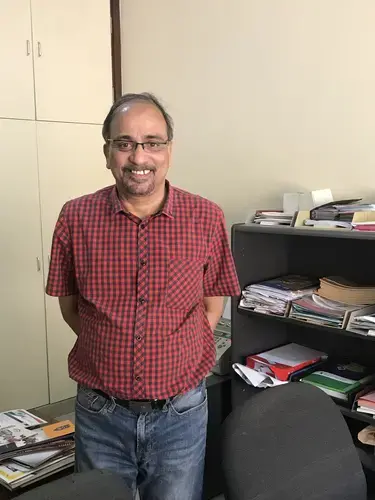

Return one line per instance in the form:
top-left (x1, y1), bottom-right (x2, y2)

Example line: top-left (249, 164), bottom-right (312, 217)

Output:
top-left (238, 307), bottom-right (375, 342)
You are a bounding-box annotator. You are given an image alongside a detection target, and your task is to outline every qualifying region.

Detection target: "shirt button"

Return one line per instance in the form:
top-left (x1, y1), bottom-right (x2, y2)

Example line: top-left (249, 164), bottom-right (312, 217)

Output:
top-left (136, 335), bottom-right (142, 341)
top-left (135, 376), bottom-right (142, 382)
top-left (139, 297), bottom-right (146, 304)
top-left (140, 259), bottom-right (146, 266)
top-left (140, 223), bottom-right (146, 229)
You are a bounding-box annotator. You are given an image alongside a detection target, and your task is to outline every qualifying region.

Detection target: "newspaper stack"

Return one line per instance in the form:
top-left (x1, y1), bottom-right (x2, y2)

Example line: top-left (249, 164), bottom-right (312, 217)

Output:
top-left (239, 275), bottom-right (319, 316)
top-left (0, 409), bottom-right (74, 491)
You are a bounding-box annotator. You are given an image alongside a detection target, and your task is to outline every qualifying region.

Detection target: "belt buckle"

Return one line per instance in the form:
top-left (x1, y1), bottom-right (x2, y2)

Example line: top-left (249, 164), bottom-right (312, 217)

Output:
top-left (128, 400), bottom-right (154, 413)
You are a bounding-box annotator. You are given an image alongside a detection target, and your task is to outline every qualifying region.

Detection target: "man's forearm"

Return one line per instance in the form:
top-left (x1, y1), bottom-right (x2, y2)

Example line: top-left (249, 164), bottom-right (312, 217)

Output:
top-left (62, 312), bottom-right (81, 336)
top-left (204, 296), bottom-right (225, 332)
top-left (58, 295), bottom-right (81, 336)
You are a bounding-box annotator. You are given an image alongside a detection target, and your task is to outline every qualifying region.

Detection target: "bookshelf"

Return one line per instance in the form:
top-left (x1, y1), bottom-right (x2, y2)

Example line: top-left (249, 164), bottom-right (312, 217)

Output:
top-left (231, 223), bottom-right (375, 476)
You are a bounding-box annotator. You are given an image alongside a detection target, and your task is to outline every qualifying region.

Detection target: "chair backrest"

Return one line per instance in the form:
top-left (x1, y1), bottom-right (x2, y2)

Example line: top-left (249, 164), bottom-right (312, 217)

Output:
top-left (221, 382), bottom-right (367, 500)
top-left (17, 469), bottom-right (132, 500)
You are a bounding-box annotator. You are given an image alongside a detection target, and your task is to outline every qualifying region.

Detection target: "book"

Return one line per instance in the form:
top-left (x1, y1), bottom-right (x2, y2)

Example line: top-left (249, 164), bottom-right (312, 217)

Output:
top-left (12, 442), bottom-right (74, 468)
top-left (300, 362), bottom-right (375, 401)
top-left (246, 343), bottom-right (327, 381)
top-left (356, 389), bottom-right (375, 414)
top-left (0, 410), bottom-right (46, 430)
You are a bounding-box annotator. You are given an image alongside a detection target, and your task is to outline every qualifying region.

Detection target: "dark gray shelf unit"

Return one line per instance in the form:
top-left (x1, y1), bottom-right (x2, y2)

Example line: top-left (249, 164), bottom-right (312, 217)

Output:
top-left (231, 223), bottom-right (375, 472)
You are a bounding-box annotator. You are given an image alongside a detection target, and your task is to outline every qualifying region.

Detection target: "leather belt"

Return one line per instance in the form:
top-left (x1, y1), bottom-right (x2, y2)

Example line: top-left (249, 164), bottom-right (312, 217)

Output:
top-left (93, 389), bottom-right (167, 413)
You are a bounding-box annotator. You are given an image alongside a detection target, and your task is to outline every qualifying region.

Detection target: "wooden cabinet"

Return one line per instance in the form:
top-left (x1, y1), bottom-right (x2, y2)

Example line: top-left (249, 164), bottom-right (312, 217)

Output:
top-left (0, 119), bottom-right (49, 411)
top-left (0, 0), bottom-right (35, 120)
top-left (32, 0), bottom-right (112, 124)
top-left (0, 1), bottom-right (116, 409)
top-left (0, 0), bottom-right (113, 125)
top-left (37, 121), bottom-right (113, 403)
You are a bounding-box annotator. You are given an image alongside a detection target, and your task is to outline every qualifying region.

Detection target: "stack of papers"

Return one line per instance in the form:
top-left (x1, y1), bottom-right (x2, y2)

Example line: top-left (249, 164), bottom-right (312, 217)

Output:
top-left (0, 409), bottom-right (75, 491)
top-left (252, 211), bottom-right (294, 226)
top-left (239, 275), bottom-right (319, 316)
top-left (289, 293), bottom-right (358, 328)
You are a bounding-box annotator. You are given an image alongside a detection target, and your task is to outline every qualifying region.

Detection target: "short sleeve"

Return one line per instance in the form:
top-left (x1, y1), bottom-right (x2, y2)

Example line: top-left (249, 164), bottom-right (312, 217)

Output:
top-left (203, 209), bottom-right (241, 297)
top-left (45, 207), bottom-right (78, 297)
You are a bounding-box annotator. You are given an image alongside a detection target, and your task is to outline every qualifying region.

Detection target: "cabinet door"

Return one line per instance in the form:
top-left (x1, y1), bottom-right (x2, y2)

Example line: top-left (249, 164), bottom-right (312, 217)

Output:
top-left (0, 119), bottom-right (48, 411)
top-left (31, 0), bottom-right (113, 124)
top-left (0, 0), bottom-right (35, 120)
top-left (37, 121), bottom-right (112, 403)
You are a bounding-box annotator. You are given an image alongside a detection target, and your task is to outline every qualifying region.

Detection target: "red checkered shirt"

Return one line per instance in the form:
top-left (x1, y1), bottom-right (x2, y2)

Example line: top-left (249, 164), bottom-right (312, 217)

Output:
top-left (46, 182), bottom-right (240, 399)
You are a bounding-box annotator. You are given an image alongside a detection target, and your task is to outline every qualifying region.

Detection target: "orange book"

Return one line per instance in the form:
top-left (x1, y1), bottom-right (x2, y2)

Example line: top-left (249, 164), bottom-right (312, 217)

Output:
top-left (40, 420), bottom-right (75, 439)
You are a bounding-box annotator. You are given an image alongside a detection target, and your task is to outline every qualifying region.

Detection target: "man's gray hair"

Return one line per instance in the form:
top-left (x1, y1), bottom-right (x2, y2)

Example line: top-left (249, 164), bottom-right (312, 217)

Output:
top-left (102, 92), bottom-right (174, 142)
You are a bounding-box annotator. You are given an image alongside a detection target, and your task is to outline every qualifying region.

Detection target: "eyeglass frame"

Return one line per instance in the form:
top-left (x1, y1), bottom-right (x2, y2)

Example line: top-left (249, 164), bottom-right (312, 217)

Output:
top-left (106, 138), bottom-right (170, 153)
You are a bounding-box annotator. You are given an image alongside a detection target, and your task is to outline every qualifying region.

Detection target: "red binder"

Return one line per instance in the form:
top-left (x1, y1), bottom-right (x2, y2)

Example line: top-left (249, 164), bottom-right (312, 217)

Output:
top-left (246, 343), bottom-right (326, 381)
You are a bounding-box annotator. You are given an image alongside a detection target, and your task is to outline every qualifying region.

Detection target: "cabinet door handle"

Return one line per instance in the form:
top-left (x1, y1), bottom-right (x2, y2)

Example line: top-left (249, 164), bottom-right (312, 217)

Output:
top-left (26, 40), bottom-right (31, 56)
top-left (37, 42), bottom-right (42, 57)
top-left (36, 257), bottom-right (41, 272)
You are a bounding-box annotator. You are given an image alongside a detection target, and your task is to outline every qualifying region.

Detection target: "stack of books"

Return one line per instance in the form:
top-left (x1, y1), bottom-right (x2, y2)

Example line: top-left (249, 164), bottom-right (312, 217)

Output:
top-left (289, 293), bottom-right (359, 328)
top-left (300, 362), bottom-right (375, 404)
top-left (239, 275), bottom-right (319, 316)
top-left (317, 277), bottom-right (375, 306)
top-left (0, 409), bottom-right (74, 491)
top-left (356, 389), bottom-right (375, 416)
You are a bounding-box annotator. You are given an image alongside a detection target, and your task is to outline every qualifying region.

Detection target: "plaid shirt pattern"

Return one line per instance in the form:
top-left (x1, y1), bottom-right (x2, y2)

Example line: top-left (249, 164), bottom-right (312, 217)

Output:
top-left (46, 183), bottom-right (240, 399)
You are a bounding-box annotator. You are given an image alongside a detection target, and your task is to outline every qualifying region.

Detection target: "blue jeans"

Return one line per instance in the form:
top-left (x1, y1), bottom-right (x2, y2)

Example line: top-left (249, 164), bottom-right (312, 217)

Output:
top-left (74, 380), bottom-right (208, 500)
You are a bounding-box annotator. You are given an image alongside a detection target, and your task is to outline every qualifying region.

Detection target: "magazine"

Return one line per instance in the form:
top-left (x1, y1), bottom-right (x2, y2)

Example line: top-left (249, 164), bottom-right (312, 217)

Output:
top-left (0, 419), bottom-right (75, 455)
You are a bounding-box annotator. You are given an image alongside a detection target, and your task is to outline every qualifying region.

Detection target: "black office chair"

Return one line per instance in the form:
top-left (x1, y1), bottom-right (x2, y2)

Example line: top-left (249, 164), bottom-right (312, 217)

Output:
top-left (221, 382), bottom-right (367, 500)
top-left (17, 469), bottom-right (133, 500)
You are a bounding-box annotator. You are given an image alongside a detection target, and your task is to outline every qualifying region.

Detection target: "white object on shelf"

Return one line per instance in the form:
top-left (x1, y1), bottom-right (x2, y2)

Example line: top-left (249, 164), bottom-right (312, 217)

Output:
top-left (232, 363), bottom-right (288, 388)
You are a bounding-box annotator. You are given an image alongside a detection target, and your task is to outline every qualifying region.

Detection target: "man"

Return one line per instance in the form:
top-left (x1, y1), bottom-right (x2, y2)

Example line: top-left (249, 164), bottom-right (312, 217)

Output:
top-left (46, 93), bottom-right (240, 500)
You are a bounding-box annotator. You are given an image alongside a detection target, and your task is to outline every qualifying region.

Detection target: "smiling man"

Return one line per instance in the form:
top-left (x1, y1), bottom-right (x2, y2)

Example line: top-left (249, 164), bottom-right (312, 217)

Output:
top-left (46, 93), bottom-right (240, 500)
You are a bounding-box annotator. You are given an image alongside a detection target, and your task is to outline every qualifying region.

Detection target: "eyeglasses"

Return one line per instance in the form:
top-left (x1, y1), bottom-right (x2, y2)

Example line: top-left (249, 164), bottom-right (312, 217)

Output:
top-left (108, 139), bottom-right (169, 153)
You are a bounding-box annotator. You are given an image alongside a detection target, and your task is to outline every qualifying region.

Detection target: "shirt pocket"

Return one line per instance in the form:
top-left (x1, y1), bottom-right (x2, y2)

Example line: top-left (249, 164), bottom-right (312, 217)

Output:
top-left (165, 258), bottom-right (205, 310)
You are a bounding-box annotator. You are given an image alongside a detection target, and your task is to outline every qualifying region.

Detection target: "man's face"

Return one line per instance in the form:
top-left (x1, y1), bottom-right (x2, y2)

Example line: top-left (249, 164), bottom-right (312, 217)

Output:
top-left (105, 102), bottom-right (172, 197)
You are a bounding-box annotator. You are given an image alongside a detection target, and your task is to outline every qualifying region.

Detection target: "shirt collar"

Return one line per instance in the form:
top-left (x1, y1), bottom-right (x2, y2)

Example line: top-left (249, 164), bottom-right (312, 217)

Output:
top-left (110, 181), bottom-right (175, 219)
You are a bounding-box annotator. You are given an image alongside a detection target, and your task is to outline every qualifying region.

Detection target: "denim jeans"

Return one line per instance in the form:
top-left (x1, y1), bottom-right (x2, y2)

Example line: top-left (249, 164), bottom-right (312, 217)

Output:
top-left (74, 380), bottom-right (208, 500)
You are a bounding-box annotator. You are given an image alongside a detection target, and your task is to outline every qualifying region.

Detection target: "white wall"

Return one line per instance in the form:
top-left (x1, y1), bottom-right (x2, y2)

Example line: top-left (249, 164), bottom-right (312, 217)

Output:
top-left (121, 0), bottom-right (375, 228)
